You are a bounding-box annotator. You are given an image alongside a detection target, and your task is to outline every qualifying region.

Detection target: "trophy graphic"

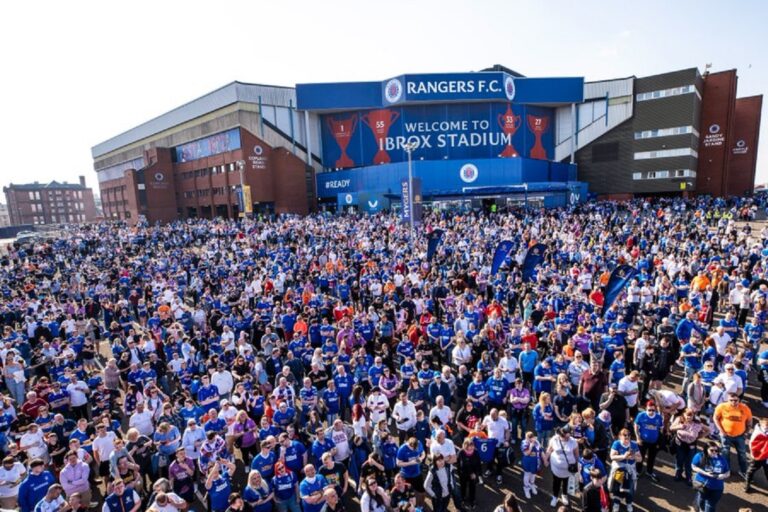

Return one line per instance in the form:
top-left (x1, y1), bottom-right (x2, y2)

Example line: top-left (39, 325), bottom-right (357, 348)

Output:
top-left (326, 114), bottom-right (358, 168)
top-left (527, 114), bottom-right (550, 160)
top-left (497, 104), bottom-right (522, 157)
top-left (361, 109), bottom-right (400, 164)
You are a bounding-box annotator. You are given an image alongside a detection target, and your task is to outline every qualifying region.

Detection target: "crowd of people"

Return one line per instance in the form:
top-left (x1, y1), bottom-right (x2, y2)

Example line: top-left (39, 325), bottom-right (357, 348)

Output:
top-left (0, 195), bottom-right (766, 512)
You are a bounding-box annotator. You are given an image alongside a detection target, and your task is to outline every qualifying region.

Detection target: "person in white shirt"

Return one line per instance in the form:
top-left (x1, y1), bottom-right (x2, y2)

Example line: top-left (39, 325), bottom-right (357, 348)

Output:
top-left (429, 396), bottom-right (453, 428)
top-left (618, 371), bottom-right (641, 412)
top-left (366, 389), bottom-right (389, 425)
top-left (181, 419), bottom-right (205, 460)
top-left (92, 424), bottom-right (118, 480)
top-left (429, 429), bottom-right (457, 465)
top-left (66, 375), bottom-right (90, 419)
top-left (498, 350), bottom-right (519, 384)
top-left (220, 326), bottom-right (236, 352)
top-left (713, 364), bottom-right (744, 396)
top-left (0, 456), bottom-right (26, 509)
top-left (20, 424), bottom-right (48, 462)
top-left (451, 338), bottom-right (472, 367)
top-left (483, 408), bottom-right (510, 445)
top-left (710, 326), bottom-right (732, 357)
top-left (211, 365), bottom-right (234, 398)
top-left (129, 402), bottom-right (155, 437)
top-left (33, 484), bottom-right (68, 512)
top-left (147, 490), bottom-right (187, 512)
top-left (392, 393), bottom-right (417, 442)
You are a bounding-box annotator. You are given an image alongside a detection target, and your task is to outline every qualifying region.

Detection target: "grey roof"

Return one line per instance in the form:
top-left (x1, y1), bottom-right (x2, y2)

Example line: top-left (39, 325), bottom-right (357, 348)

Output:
top-left (91, 81), bottom-right (297, 159)
top-left (5, 180), bottom-right (88, 191)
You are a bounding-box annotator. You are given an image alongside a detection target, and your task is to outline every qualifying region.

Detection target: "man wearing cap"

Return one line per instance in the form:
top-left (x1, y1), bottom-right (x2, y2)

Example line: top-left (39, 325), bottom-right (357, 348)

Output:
top-left (427, 372), bottom-right (452, 408)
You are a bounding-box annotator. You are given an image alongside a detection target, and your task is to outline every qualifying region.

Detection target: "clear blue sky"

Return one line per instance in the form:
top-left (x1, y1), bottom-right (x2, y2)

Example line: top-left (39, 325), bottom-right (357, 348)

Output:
top-left (0, 0), bottom-right (765, 193)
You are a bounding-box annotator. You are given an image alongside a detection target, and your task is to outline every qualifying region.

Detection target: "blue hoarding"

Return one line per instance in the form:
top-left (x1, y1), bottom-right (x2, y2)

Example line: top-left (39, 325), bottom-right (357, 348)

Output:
top-left (316, 157), bottom-right (579, 199)
top-left (321, 102), bottom-right (554, 169)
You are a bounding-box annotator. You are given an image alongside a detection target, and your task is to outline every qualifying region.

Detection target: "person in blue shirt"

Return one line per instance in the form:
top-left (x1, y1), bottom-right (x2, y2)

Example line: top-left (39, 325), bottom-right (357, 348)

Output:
top-left (466, 372), bottom-right (489, 412)
top-left (272, 462), bottom-right (300, 512)
top-left (251, 435), bottom-right (278, 479)
top-left (744, 317), bottom-right (764, 367)
top-left (272, 402), bottom-right (297, 430)
top-left (518, 342), bottom-right (538, 389)
top-left (609, 428), bottom-right (641, 512)
top-left (197, 375), bottom-right (220, 413)
top-left (532, 359), bottom-right (555, 398)
top-left (333, 366), bottom-right (354, 419)
top-left (634, 401), bottom-right (664, 481)
top-left (609, 350), bottom-right (626, 385)
top-left (299, 464), bottom-right (329, 512)
top-left (532, 392), bottom-right (555, 448)
top-left (321, 380), bottom-right (340, 424)
top-left (243, 470), bottom-right (274, 512)
top-left (692, 442), bottom-right (730, 512)
top-left (578, 448), bottom-right (606, 487)
top-left (310, 428), bottom-right (336, 466)
top-left (678, 337), bottom-right (703, 397)
top-left (18, 459), bottom-right (56, 512)
top-left (279, 433), bottom-right (307, 475)
top-left (205, 459), bottom-right (236, 512)
top-left (486, 368), bottom-right (509, 410)
top-left (396, 437), bottom-right (425, 490)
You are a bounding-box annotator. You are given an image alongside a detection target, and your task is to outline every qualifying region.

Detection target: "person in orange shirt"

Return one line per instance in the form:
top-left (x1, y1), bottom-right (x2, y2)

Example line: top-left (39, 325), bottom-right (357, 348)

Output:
top-left (690, 270), bottom-right (711, 292)
top-left (714, 393), bottom-right (753, 475)
top-left (293, 316), bottom-right (308, 338)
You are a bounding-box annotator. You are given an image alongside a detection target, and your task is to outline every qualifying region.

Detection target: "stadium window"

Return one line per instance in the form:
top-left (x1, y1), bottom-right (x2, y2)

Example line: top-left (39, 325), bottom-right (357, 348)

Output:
top-left (632, 173), bottom-right (642, 180)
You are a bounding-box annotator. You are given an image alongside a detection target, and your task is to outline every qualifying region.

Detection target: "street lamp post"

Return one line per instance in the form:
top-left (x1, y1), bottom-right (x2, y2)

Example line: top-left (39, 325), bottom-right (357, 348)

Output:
top-left (237, 160), bottom-right (246, 218)
top-left (403, 142), bottom-right (416, 239)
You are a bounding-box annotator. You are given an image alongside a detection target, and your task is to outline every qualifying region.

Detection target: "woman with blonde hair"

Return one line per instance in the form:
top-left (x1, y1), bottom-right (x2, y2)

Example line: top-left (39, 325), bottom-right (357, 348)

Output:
top-left (243, 470), bottom-right (274, 512)
top-left (532, 392), bottom-right (555, 448)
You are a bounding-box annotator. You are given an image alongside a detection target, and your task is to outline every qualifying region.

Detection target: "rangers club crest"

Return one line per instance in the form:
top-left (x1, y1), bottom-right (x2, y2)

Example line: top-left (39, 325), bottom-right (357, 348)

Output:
top-left (504, 76), bottom-right (516, 101)
top-left (459, 163), bottom-right (479, 183)
top-left (384, 78), bottom-right (403, 103)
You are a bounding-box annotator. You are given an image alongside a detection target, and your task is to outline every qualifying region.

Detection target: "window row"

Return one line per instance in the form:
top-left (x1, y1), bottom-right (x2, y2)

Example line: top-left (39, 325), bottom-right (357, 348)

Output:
top-left (636, 84), bottom-right (696, 102)
top-left (179, 163), bottom-right (237, 181)
top-left (632, 169), bottom-right (697, 180)
top-left (634, 126), bottom-right (698, 140)
top-left (634, 147), bottom-right (698, 160)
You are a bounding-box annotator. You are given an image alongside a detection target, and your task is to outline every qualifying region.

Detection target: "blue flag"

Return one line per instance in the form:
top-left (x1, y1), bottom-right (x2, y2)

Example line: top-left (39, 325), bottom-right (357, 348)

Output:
top-left (491, 240), bottom-right (515, 276)
top-left (602, 264), bottom-right (638, 316)
top-left (426, 229), bottom-right (444, 262)
top-left (521, 243), bottom-right (547, 282)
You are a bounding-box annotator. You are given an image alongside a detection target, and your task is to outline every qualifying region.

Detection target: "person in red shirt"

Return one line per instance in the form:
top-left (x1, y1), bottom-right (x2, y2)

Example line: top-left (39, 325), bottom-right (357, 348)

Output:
top-left (21, 391), bottom-right (49, 420)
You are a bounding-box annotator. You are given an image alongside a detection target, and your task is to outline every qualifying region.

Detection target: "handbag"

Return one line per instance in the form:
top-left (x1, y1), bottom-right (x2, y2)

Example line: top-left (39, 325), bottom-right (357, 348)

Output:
top-left (692, 478), bottom-right (706, 490)
top-left (558, 438), bottom-right (578, 474)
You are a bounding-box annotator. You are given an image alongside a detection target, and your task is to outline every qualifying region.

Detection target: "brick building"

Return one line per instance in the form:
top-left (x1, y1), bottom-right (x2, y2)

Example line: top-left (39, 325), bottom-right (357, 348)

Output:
top-left (92, 82), bottom-right (320, 224)
top-left (3, 176), bottom-right (97, 226)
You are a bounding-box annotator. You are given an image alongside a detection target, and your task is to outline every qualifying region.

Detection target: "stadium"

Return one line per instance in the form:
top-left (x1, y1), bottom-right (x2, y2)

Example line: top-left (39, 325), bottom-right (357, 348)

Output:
top-left (92, 65), bottom-right (761, 223)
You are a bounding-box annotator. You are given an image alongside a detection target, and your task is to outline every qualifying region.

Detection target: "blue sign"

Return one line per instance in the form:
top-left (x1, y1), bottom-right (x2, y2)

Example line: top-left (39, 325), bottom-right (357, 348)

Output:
top-left (321, 102), bottom-right (554, 169)
top-left (401, 179), bottom-right (411, 223)
top-left (173, 128), bottom-right (241, 163)
top-left (383, 73), bottom-right (517, 104)
top-left (297, 74), bottom-right (584, 111)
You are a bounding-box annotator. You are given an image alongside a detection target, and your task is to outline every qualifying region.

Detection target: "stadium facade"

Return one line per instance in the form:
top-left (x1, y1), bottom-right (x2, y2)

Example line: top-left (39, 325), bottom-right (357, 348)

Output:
top-left (92, 65), bottom-right (761, 223)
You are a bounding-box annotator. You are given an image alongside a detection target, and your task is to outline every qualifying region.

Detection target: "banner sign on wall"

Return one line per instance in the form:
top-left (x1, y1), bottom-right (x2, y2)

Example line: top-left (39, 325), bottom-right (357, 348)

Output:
top-left (321, 102), bottom-right (553, 169)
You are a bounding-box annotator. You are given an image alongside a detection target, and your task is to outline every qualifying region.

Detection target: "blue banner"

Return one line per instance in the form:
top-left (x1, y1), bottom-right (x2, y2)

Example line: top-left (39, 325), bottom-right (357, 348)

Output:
top-left (427, 229), bottom-right (445, 262)
top-left (602, 265), bottom-right (638, 316)
top-left (321, 102), bottom-right (555, 169)
top-left (522, 243), bottom-right (546, 282)
top-left (491, 240), bottom-right (515, 276)
top-left (400, 179), bottom-right (411, 223)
